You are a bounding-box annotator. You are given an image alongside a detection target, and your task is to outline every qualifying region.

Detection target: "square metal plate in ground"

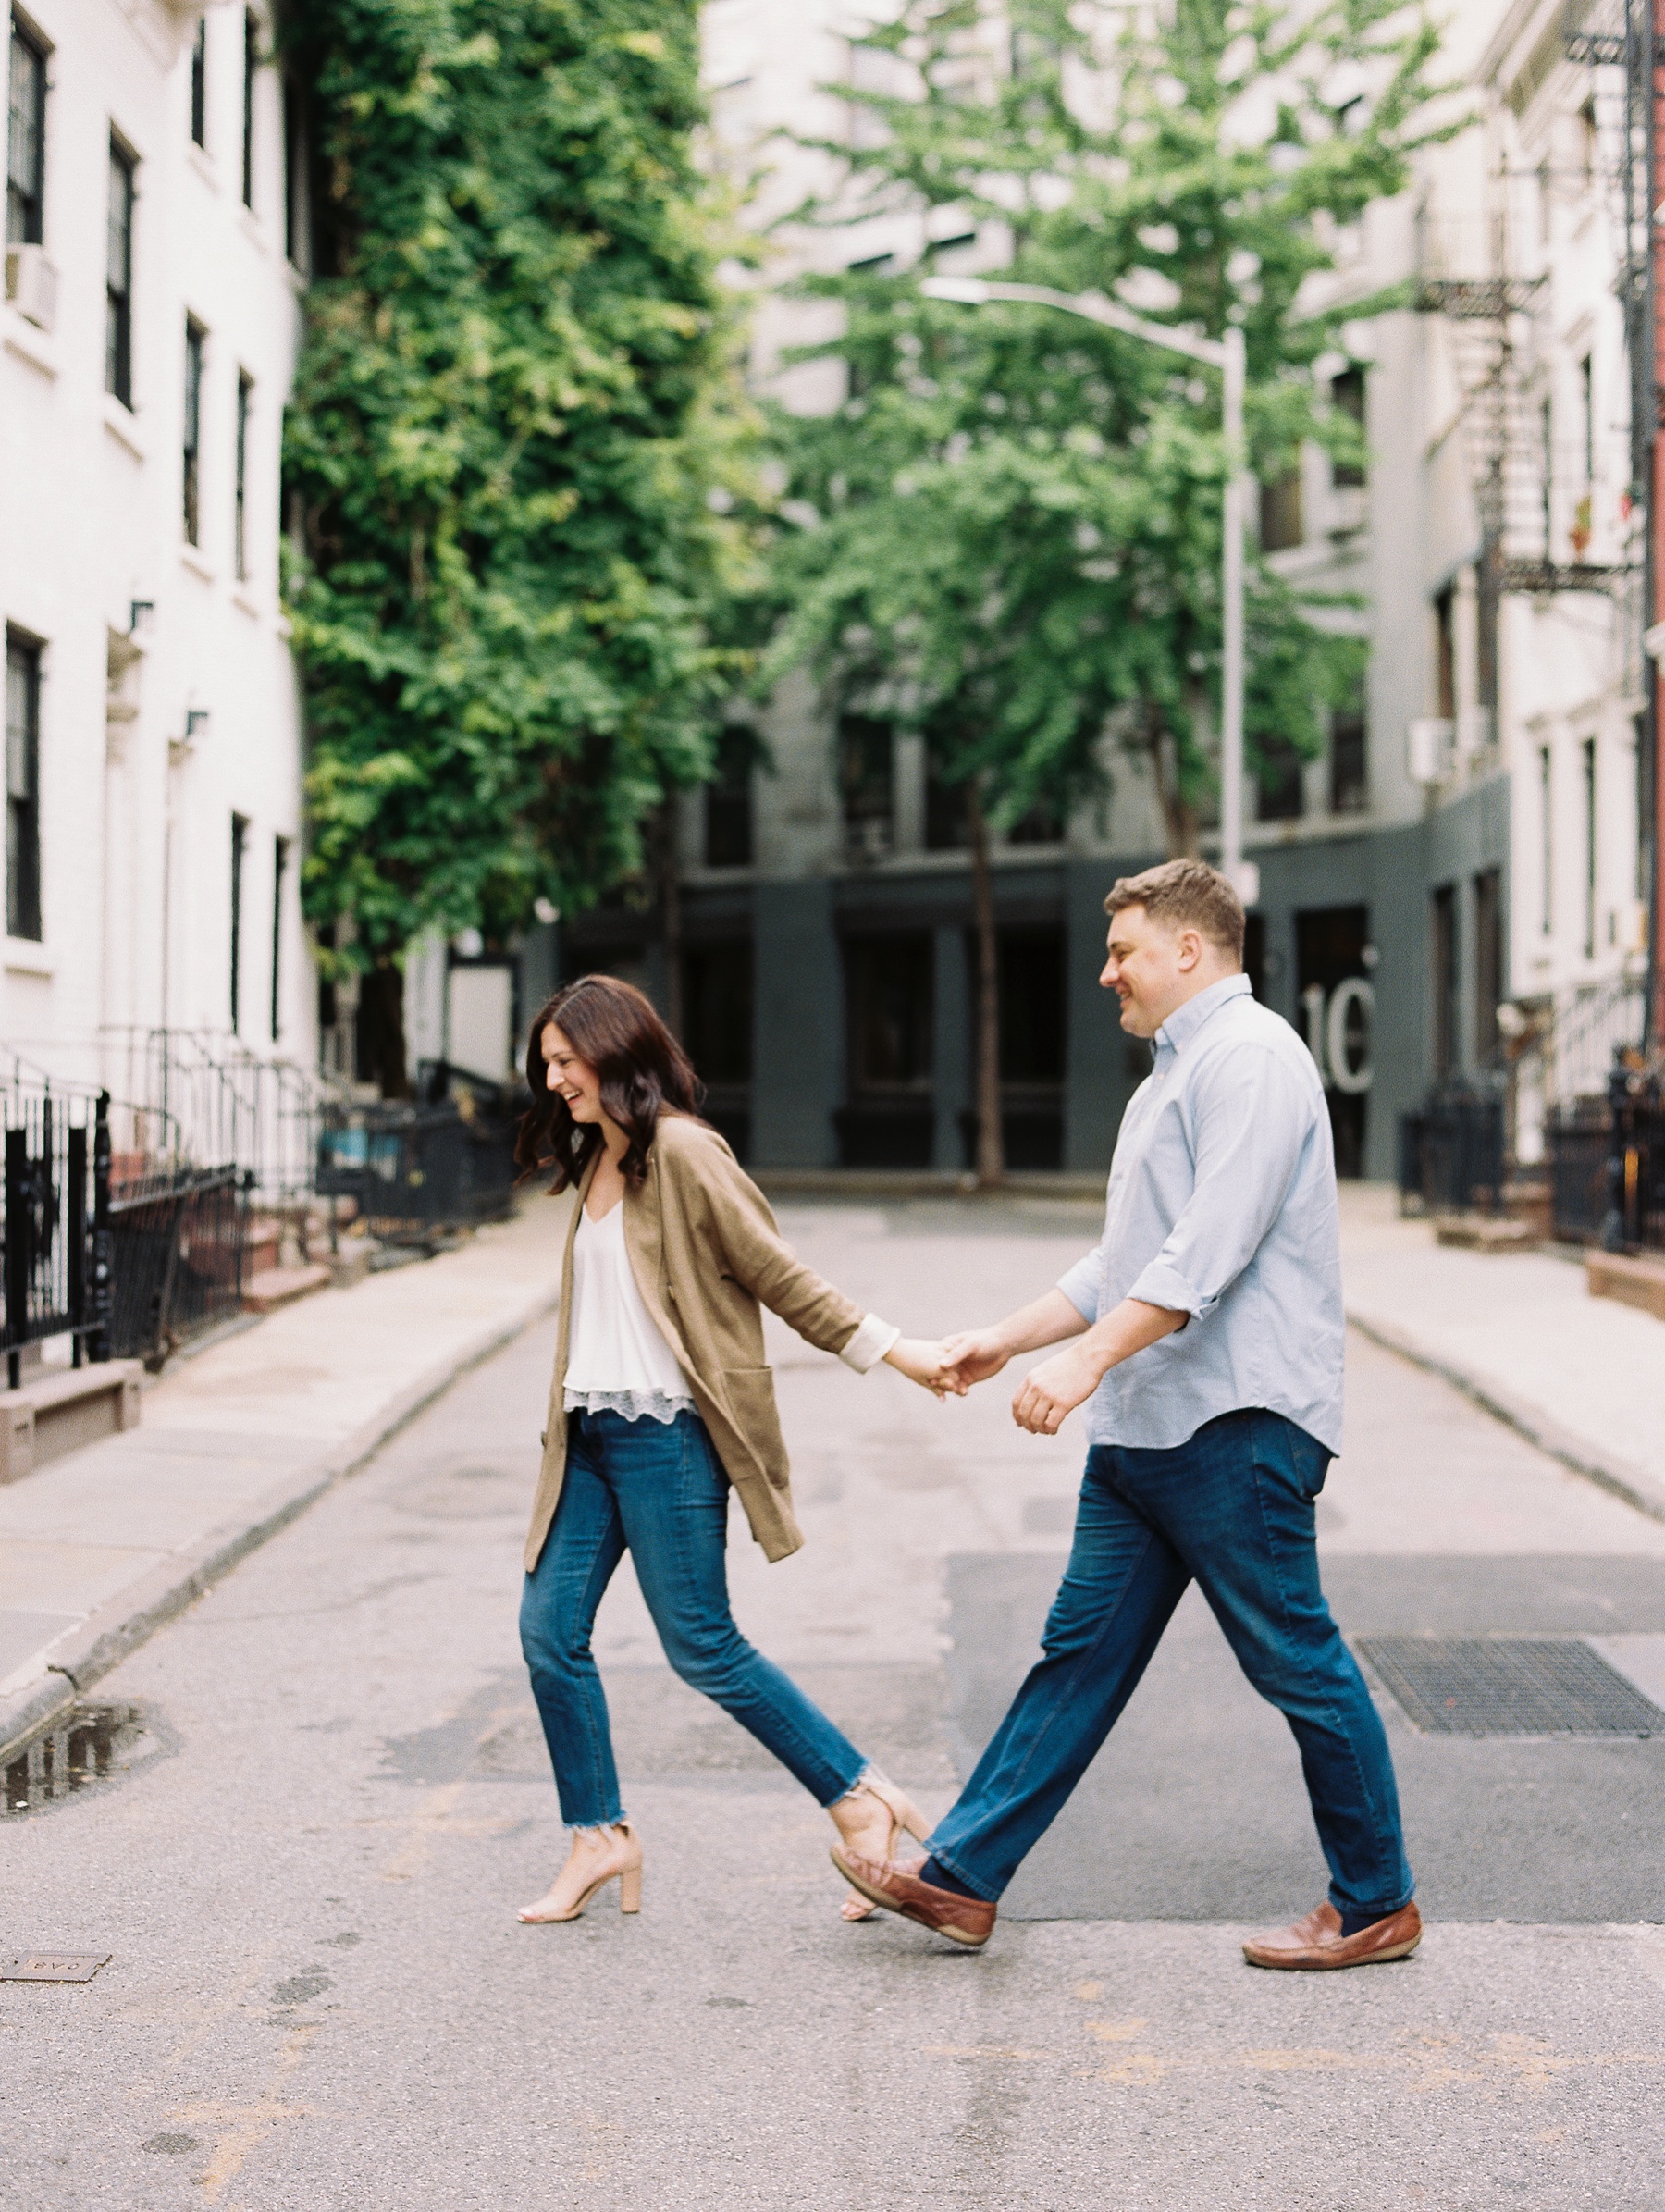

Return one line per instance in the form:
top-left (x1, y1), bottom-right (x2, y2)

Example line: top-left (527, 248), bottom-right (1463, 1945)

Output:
top-left (0, 1953), bottom-right (111, 1983)
top-left (1358, 1637), bottom-right (1665, 1736)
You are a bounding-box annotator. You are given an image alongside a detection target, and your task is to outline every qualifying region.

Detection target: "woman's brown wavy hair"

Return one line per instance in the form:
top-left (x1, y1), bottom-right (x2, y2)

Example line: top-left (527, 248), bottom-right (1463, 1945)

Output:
top-left (515, 974), bottom-right (704, 1192)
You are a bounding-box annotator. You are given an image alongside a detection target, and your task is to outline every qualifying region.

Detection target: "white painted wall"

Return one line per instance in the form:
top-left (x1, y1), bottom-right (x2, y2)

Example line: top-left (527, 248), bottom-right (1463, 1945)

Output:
top-left (1, 0), bottom-right (312, 1090)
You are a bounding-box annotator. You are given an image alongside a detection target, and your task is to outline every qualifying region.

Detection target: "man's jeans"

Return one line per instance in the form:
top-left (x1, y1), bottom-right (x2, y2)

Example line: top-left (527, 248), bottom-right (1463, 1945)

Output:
top-left (927, 1409), bottom-right (1413, 1919)
top-left (520, 1407), bottom-right (866, 1828)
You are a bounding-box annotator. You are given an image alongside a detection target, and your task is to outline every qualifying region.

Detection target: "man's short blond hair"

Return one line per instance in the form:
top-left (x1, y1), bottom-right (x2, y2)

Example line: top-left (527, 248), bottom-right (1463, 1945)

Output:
top-left (1104, 858), bottom-right (1245, 966)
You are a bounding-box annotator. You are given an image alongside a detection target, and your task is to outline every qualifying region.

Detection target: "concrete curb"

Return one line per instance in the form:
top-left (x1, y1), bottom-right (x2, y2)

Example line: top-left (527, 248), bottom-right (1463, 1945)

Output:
top-left (1346, 1307), bottom-right (1665, 1527)
top-left (0, 1283), bottom-right (557, 1769)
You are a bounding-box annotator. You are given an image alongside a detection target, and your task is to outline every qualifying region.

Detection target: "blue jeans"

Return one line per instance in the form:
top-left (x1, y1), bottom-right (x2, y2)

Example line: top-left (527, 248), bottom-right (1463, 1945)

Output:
top-left (519, 1407), bottom-right (867, 1828)
top-left (928, 1409), bottom-right (1413, 1918)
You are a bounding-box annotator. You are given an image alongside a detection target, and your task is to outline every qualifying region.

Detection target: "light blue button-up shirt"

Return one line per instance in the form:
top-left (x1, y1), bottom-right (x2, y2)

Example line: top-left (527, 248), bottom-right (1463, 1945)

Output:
top-left (1057, 971), bottom-right (1345, 1455)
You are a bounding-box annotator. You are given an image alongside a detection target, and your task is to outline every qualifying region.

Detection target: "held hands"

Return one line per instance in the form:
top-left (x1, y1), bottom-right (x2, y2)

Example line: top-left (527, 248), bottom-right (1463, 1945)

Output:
top-left (882, 1337), bottom-right (965, 1399)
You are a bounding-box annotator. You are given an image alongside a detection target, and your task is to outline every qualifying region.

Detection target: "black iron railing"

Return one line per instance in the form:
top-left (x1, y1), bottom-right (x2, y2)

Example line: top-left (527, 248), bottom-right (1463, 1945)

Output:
top-left (1398, 1078), bottom-right (1508, 1216)
top-left (1547, 1064), bottom-right (1665, 1252)
top-left (105, 1165), bottom-right (249, 1367)
top-left (0, 1073), bottom-right (112, 1386)
top-left (314, 1062), bottom-right (522, 1241)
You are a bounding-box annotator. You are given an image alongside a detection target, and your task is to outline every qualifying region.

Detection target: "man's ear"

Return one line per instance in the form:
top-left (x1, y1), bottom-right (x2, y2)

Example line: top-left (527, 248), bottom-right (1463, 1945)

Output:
top-left (1175, 926), bottom-right (1204, 972)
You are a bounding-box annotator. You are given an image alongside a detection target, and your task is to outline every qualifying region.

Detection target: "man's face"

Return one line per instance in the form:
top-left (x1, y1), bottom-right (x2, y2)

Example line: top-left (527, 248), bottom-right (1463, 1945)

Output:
top-left (1099, 904), bottom-right (1195, 1038)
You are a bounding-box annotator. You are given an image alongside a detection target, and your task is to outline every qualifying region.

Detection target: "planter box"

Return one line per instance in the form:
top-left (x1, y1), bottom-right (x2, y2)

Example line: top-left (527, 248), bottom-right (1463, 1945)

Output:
top-left (1586, 1249), bottom-right (1665, 1324)
top-left (0, 1362), bottom-right (143, 1484)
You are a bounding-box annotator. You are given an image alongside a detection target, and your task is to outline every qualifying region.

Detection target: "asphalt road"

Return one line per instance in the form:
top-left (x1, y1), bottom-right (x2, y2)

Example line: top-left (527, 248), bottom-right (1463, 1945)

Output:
top-left (5, 1198), bottom-right (1665, 2210)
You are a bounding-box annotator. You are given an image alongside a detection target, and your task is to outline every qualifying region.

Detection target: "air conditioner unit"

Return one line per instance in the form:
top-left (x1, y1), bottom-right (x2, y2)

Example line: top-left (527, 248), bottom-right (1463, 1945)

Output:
top-left (1406, 717), bottom-right (1453, 785)
top-left (5, 244), bottom-right (58, 334)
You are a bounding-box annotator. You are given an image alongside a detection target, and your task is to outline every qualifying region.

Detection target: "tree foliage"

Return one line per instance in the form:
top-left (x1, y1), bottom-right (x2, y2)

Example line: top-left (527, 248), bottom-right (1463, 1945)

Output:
top-left (280, 0), bottom-right (761, 1015)
top-left (767, 0), bottom-right (1449, 850)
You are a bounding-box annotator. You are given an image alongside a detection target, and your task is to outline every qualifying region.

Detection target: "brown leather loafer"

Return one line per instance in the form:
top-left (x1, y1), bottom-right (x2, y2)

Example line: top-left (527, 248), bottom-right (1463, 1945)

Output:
top-left (830, 1847), bottom-right (996, 1948)
top-left (1242, 1898), bottom-right (1422, 1971)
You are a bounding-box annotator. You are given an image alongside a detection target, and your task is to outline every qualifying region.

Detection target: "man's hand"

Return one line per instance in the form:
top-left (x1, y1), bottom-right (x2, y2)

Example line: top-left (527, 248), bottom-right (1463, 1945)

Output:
top-left (1010, 1299), bottom-right (1188, 1436)
top-left (938, 1328), bottom-right (1012, 1392)
top-left (1011, 1343), bottom-right (1107, 1436)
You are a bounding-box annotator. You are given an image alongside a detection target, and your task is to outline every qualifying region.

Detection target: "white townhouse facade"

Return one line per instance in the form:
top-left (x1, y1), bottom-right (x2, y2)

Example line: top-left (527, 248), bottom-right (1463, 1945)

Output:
top-left (2, 0), bottom-right (312, 1100)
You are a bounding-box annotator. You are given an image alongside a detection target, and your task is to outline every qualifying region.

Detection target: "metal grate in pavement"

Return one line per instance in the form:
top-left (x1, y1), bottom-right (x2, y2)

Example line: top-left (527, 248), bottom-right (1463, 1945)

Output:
top-left (1357, 1637), bottom-right (1665, 1737)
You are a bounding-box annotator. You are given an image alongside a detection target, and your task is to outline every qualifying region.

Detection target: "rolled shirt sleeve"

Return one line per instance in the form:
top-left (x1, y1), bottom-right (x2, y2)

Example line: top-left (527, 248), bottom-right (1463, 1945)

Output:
top-left (1056, 1249), bottom-right (1102, 1325)
top-left (838, 1313), bottom-right (901, 1372)
top-left (1124, 1044), bottom-right (1314, 1322)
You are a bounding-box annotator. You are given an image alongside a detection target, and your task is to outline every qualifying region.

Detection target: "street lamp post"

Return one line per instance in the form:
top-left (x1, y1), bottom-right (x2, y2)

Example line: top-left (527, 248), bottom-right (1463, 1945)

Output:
top-left (919, 277), bottom-right (1256, 905)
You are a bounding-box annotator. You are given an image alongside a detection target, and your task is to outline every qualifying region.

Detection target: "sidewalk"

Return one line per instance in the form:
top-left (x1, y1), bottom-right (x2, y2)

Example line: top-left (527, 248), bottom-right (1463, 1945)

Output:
top-left (1339, 1181), bottom-right (1665, 1522)
top-left (0, 1199), bottom-right (563, 1764)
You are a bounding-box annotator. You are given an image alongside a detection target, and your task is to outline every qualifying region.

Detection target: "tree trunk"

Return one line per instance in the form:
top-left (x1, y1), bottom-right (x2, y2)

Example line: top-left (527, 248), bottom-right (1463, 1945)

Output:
top-left (1144, 700), bottom-right (1201, 859)
top-left (357, 955), bottom-right (409, 1099)
top-left (967, 780), bottom-right (1004, 1188)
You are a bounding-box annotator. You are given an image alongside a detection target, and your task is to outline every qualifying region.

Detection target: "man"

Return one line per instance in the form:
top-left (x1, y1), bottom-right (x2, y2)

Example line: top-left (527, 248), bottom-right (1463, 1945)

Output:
top-left (833, 858), bottom-right (1418, 1969)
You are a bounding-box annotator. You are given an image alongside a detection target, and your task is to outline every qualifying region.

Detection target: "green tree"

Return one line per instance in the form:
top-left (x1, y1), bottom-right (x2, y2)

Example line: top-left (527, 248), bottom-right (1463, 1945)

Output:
top-left (280, 0), bottom-right (763, 1090)
top-left (768, 0), bottom-right (1444, 1178)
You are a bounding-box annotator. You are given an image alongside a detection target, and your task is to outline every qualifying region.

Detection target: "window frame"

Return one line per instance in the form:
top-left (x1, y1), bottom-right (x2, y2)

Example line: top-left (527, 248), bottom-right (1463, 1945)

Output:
top-left (6, 13), bottom-right (47, 248)
top-left (229, 812), bottom-right (250, 1032)
top-left (105, 136), bottom-right (136, 407)
top-left (5, 629), bottom-right (43, 945)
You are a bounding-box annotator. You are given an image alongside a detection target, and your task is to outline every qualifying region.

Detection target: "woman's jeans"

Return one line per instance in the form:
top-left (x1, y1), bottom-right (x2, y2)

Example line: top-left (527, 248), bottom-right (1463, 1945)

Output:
top-left (520, 1407), bottom-right (866, 1829)
top-left (927, 1409), bottom-right (1413, 1919)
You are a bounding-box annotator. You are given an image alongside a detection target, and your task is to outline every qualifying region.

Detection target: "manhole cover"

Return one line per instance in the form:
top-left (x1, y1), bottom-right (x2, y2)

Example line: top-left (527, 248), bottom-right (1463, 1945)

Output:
top-left (1358, 1637), bottom-right (1665, 1736)
top-left (3, 1704), bottom-right (143, 1815)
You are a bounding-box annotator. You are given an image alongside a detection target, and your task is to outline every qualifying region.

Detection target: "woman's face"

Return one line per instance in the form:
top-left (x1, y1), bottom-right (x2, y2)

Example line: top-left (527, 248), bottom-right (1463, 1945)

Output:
top-left (541, 1023), bottom-right (604, 1124)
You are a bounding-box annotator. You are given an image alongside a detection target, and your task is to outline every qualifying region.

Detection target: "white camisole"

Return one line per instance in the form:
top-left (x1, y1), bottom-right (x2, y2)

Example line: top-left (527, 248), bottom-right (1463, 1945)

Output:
top-left (563, 1201), bottom-right (697, 1425)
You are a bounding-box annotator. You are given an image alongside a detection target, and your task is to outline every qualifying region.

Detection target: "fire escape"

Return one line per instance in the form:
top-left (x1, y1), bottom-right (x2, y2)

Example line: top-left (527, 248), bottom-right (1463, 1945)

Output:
top-left (1412, 0), bottom-right (1651, 676)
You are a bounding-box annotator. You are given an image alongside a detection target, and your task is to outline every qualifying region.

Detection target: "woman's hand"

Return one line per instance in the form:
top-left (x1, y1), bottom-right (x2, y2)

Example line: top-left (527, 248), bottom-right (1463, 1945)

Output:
top-left (882, 1338), bottom-right (959, 1398)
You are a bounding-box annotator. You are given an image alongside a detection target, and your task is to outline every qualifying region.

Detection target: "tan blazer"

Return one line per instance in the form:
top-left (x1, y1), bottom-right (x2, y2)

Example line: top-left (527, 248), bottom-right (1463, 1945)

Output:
top-left (524, 1113), bottom-right (868, 1571)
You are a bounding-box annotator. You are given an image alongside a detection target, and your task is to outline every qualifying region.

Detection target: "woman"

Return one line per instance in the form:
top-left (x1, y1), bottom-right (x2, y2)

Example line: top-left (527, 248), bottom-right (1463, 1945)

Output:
top-left (514, 973), bottom-right (951, 1924)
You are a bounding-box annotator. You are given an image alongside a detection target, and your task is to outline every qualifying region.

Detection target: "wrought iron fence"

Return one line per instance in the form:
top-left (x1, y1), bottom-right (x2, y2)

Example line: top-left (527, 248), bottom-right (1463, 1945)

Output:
top-left (314, 1061), bottom-right (522, 1242)
top-left (1546, 1068), bottom-right (1665, 1251)
top-left (1398, 1078), bottom-right (1508, 1216)
top-left (0, 1065), bottom-right (111, 1387)
top-left (106, 1165), bottom-right (249, 1367)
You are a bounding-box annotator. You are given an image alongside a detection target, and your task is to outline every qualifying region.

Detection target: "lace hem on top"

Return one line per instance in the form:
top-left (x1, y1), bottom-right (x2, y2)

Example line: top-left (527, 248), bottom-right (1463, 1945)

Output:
top-left (564, 1387), bottom-right (697, 1426)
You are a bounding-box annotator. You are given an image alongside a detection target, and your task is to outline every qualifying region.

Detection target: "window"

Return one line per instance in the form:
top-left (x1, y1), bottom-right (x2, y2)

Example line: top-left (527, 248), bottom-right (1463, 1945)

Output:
top-left (1539, 743), bottom-right (1553, 934)
top-left (1434, 585), bottom-right (1456, 721)
top-left (925, 754), bottom-right (969, 850)
top-left (1540, 395), bottom-right (1553, 557)
top-left (1431, 884), bottom-right (1458, 1080)
top-left (1007, 802), bottom-right (1063, 846)
top-left (1330, 699), bottom-right (1368, 814)
top-left (234, 371), bottom-right (252, 578)
top-left (703, 726), bottom-right (754, 868)
top-left (682, 940), bottom-right (752, 1159)
top-left (1256, 735), bottom-right (1305, 822)
top-left (270, 834), bottom-right (289, 1041)
top-left (229, 813), bottom-right (249, 1032)
top-left (5, 633), bottom-right (42, 943)
top-left (6, 16), bottom-right (46, 246)
top-left (1580, 355), bottom-right (1594, 486)
top-left (105, 141), bottom-right (134, 405)
top-left (1331, 366), bottom-right (1366, 488)
top-left (282, 72), bottom-right (306, 267)
top-left (190, 17), bottom-right (206, 147)
top-left (837, 714), bottom-right (894, 859)
top-left (182, 320), bottom-right (204, 544)
top-left (845, 933), bottom-right (932, 1094)
top-left (1582, 735), bottom-right (1597, 958)
top-left (1474, 868), bottom-right (1502, 1064)
top-left (1260, 468), bottom-right (1303, 552)
top-left (241, 6), bottom-right (256, 208)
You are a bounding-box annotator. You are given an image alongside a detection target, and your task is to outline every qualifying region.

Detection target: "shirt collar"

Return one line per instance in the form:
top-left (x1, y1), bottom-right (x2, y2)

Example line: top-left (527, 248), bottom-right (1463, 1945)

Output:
top-left (1153, 970), bottom-right (1252, 1057)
